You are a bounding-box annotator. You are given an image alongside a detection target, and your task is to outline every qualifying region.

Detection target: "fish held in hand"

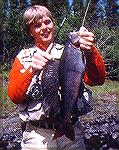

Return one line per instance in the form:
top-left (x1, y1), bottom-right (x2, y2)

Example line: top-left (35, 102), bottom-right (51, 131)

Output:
top-left (53, 39), bottom-right (86, 141)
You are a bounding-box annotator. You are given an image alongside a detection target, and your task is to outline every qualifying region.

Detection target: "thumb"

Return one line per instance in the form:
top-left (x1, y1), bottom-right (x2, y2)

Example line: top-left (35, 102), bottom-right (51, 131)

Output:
top-left (79, 26), bottom-right (88, 32)
top-left (46, 42), bottom-right (54, 54)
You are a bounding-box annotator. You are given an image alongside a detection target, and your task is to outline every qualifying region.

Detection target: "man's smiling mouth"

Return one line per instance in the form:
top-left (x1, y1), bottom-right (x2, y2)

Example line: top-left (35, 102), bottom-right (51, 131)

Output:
top-left (41, 32), bottom-right (50, 38)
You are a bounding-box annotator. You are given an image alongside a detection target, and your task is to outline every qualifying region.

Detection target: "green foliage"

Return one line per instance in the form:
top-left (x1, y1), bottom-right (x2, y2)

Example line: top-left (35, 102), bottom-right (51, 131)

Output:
top-left (0, 70), bottom-right (15, 113)
top-left (112, 30), bottom-right (119, 79)
top-left (114, 30), bottom-right (119, 61)
top-left (3, 2), bottom-right (33, 60)
top-left (105, 0), bottom-right (119, 29)
top-left (2, 0), bottom-right (119, 80)
top-left (92, 25), bottom-right (118, 80)
top-left (0, 0), bottom-right (5, 56)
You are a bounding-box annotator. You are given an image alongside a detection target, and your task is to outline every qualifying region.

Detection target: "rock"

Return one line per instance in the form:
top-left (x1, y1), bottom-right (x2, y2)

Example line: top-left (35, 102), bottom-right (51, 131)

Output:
top-left (0, 140), bottom-right (8, 149)
top-left (0, 119), bottom-right (3, 140)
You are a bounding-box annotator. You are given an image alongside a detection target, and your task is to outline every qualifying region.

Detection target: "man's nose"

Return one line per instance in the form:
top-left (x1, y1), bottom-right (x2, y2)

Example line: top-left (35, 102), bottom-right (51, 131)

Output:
top-left (41, 23), bottom-right (47, 30)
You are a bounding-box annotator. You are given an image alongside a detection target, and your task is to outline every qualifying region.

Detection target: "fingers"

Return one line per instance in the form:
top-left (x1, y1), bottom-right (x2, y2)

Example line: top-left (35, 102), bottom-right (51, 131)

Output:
top-left (80, 37), bottom-right (94, 46)
top-left (32, 55), bottom-right (47, 70)
top-left (77, 26), bottom-right (95, 50)
top-left (31, 48), bottom-right (53, 72)
top-left (37, 50), bottom-right (53, 60)
top-left (79, 36), bottom-right (94, 50)
top-left (46, 42), bottom-right (54, 53)
top-left (79, 27), bottom-right (94, 38)
top-left (80, 32), bottom-right (94, 39)
top-left (80, 44), bottom-right (92, 50)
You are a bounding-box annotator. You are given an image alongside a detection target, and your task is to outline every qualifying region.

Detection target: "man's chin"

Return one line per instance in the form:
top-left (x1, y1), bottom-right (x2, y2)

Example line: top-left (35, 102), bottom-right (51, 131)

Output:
top-left (43, 38), bottom-right (52, 44)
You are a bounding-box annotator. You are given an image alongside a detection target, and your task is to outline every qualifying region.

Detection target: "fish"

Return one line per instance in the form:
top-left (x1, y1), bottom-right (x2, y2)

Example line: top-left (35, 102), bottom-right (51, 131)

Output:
top-left (53, 39), bottom-right (86, 141)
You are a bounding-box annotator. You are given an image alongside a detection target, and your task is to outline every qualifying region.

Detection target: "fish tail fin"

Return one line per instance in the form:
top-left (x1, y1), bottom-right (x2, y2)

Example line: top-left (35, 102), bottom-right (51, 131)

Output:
top-left (53, 123), bottom-right (65, 140)
top-left (53, 122), bottom-right (75, 141)
top-left (64, 123), bottom-right (75, 141)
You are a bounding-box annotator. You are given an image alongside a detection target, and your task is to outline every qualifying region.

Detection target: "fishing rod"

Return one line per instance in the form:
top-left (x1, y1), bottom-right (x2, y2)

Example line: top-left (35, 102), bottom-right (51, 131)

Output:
top-left (54, 1), bottom-right (74, 41)
top-left (47, 0), bottom-right (92, 54)
top-left (82, 0), bottom-right (91, 27)
top-left (54, 0), bottom-right (92, 43)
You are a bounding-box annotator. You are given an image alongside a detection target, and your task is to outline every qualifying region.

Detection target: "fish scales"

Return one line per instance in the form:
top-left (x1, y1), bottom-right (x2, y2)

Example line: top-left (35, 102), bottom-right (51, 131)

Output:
top-left (53, 40), bottom-right (86, 141)
top-left (41, 40), bottom-right (86, 141)
top-left (42, 59), bottom-right (60, 101)
top-left (41, 59), bottom-right (61, 116)
top-left (60, 41), bottom-right (86, 116)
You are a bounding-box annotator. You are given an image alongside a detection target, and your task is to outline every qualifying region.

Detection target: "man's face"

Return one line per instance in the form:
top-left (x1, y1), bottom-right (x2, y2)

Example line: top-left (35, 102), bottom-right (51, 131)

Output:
top-left (29, 16), bottom-right (54, 45)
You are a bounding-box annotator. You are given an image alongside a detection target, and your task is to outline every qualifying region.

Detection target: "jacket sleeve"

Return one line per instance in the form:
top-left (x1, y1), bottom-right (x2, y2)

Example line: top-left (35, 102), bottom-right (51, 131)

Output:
top-left (84, 46), bottom-right (106, 86)
top-left (8, 57), bottom-right (33, 104)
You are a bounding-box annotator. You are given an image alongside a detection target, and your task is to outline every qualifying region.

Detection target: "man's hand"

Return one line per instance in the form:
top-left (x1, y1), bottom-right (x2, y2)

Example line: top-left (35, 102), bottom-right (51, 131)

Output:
top-left (31, 49), bottom-right (52, 73)
top-left (78, 26), bottom-right (95, 50)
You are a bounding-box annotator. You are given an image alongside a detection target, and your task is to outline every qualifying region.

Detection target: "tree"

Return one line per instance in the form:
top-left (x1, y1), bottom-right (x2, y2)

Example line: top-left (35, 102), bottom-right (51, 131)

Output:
top-left (105, 0), bottom-right (119, 29)
top-left (3, 0), bottom-right (33, 62)
top-left (0, 0), bottom-right (4, 60)
top-left (2, 0), bottom-right (119, 80)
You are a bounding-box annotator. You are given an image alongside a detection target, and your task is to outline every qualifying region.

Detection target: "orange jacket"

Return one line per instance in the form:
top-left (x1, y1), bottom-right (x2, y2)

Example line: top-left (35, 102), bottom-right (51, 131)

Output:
top-left (8, 46), bottom-right (106, 104)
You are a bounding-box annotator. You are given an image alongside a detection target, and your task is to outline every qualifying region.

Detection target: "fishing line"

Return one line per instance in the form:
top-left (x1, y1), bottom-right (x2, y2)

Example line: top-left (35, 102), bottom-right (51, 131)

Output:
top-left (54, 1), bottom-right (74, 41)
top-left (82, 0), bottom-right (92, 27)
top-left (55, 0), bottom-right (92, 40)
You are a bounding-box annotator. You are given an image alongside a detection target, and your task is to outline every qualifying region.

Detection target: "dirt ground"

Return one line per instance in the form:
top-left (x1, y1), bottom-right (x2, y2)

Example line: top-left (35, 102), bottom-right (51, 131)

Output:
top-left (0, 92), bottom-right (119, 150)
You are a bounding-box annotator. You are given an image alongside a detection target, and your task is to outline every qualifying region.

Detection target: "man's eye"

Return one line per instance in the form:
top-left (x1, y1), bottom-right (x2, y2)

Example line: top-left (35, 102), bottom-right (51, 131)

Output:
top-left (44, 20), bottom-right (51, 25)
top-left (34, 23), bottom-right (42, 28)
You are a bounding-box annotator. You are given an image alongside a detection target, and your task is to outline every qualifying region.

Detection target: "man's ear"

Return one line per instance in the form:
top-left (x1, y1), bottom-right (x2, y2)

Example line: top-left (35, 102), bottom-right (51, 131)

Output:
top-left (29, 31), bottom-right (33, 37)
top-left (26, 27), bottom-right (34, 40)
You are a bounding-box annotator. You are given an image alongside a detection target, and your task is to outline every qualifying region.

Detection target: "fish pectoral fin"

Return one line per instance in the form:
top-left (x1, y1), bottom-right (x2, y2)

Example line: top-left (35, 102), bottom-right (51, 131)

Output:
top-left (64, 123), bottom-right (75, 141)
top-left (53, 124), bottom-right (65, 140)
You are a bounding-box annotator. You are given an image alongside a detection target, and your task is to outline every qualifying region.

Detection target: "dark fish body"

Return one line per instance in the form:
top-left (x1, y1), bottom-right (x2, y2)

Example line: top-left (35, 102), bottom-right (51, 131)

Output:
top-left (41, 59), bottom-right (61, 116)
top-left (27, 42), bottom-right (86, 140)
top-left (42, 59), bottom-right (60, 102)
top-left (38, 41), bottom-right (86, 141)
top-left (53, 40), bottom-right (86, 141)
top-left (60, 41), bottom-right (86, 115)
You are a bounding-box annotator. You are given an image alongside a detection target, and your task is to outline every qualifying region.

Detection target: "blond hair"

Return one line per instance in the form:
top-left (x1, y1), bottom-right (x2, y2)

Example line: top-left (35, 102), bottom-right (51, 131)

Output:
top-left (23, 5), bottom-right (53, 30)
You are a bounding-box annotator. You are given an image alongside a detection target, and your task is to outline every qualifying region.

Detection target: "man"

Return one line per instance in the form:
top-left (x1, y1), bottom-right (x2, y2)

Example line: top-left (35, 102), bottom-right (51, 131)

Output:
top-left (8, 5), bottom-right (106, 150)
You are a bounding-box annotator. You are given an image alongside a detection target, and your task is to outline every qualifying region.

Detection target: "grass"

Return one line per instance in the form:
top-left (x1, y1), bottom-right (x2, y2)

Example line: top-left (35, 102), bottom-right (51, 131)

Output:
top-left (0, 69), bottom-right (15, 115)
top-left (81, 80), bottom-right (119, 122)
top-left (89, 80), bottom-right (119, 99)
